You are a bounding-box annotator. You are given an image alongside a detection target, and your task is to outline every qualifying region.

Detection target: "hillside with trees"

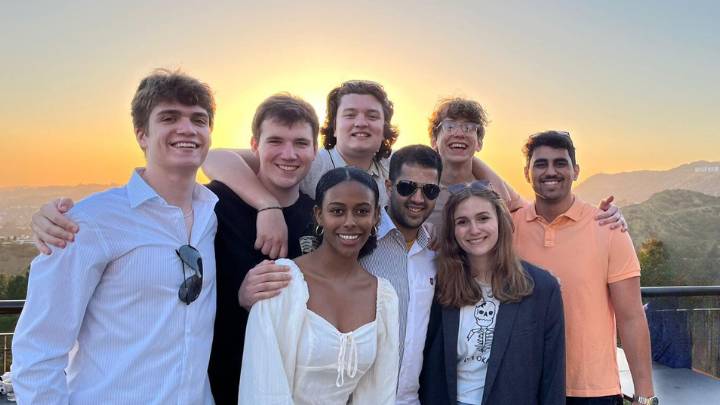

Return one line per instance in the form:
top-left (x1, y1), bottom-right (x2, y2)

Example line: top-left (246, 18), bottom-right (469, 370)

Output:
top-left (624, 189), bottom-right (720, 286)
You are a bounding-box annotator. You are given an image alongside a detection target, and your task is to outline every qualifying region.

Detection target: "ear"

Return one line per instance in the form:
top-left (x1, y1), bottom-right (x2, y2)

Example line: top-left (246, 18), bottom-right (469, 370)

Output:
top-left (135, 127), bottom-right (147, 151)
top-left (475, 137), bottom-right (483, 152)
top-left (385, 178), bottom-right (393, 196)
top-left (313, 205), bottom-right (323, 227)
top-left (250, 136), bottom-right (259, 153)
top-left (430, 135), bottom-right (438, 151)
top-left (524, 165), bottom-right (530, 183)
top-left (572, 164), bottom-right (580, 181)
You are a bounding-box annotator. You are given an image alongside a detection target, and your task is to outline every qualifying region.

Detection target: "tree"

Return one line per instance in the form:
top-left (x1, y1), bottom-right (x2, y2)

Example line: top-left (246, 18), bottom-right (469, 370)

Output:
top-left (638, 238), bottom-right (679, 286)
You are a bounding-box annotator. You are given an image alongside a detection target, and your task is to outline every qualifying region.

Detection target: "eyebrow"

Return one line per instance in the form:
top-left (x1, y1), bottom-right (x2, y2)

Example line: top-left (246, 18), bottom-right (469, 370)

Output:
top-left (156, 109), bottom-right (209, 119)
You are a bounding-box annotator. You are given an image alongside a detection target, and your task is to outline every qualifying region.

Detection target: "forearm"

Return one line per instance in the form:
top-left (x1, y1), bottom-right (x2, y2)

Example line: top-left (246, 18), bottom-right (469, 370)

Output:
top-left (202, 149), bottom-right (278, 209)
top-left (471, 157), bottom-right (526, 211)
top-left (618, 315), bottom-right (654, 396)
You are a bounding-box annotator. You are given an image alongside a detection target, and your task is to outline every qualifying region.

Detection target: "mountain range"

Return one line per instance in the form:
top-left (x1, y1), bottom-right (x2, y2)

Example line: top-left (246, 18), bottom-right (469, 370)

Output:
top-left (575, 161), bottom-right (720, 206)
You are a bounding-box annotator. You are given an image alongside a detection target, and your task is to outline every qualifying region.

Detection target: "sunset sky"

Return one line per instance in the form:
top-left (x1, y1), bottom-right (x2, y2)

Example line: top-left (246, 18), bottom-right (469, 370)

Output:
top-left (3, 1), bottom-right (718, 196)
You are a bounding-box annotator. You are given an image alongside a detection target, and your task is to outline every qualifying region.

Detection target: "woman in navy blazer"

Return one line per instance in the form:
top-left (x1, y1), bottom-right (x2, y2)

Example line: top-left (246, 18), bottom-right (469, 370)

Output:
top-left (419, 183), bottom-right (565, 405)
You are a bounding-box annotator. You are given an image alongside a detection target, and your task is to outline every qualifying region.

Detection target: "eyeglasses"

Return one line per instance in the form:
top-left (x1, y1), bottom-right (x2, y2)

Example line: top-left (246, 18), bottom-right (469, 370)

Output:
top-left (395, 180), bottom-right (441, 200)
top-left (435, 120), bottom-right (480, 135)
top-left (176, 244), bottom-right (203, 305)
top-left (447, 180), bottom-right (492, 195)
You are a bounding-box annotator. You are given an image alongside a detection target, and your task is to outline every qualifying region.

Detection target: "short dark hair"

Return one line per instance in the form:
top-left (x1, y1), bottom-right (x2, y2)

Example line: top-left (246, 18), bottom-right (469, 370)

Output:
top-left (522, 130), bottom-right (577, 166)
top-left (131, 68), bottom-right (215, 131)
top-left (429, 97), bottom-right (488, 142)
top-left (251, 93), bottom-right (320, 145)
top-left (389, 144), bottom-right (443, 182)
top-left (321, 80), bottom-right (399, 160)
top-left (314, 167), bottom-right (379, 258)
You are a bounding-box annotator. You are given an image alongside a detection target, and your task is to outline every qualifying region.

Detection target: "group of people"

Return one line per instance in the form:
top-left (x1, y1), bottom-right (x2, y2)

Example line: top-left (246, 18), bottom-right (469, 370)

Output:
top-left (11, 69), bottom-right (658, 405)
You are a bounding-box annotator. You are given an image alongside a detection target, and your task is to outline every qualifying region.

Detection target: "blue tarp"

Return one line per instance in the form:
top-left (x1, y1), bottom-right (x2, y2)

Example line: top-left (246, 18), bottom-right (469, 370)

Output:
top-left (646, 301), bottom-right (692, 368)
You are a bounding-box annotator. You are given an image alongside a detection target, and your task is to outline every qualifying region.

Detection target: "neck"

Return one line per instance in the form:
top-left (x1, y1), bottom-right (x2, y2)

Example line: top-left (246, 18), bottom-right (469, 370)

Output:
top-left (310, 242), bottom-right (361, 279)
top-left (336, 145), bottom-right (375, 170)
top-left (440, 159), bottom-right (474, 185)
top-left (140, 165), bottom-right (196, 212)
top-left (468, 254), bottom-right (494, 284)
top-left (534, 193), bottom-right (575, 223)
top-left (258, 174), bottom-right (300, 207)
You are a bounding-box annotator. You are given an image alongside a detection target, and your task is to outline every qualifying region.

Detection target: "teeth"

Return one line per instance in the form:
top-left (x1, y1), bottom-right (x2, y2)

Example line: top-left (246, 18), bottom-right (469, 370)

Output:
top-left (542, 180), bottom-right (560, 185)
top-left (449, 143), bottom-right (467, 149)
top-left (172, 142), bottom-right (198, 149)
top-left (352, 132), bottom-right (370, 137)
top-left (338, 234), bottom-right (360, 240)
top-left (408, 207), bottom-right (423, 213)
top-left (277, 164), bottom-right (298, 171)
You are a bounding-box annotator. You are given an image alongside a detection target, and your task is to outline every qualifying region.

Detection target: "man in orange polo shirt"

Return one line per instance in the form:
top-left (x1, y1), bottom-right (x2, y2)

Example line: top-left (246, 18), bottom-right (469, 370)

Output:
top-left (511, 131), bottom-right (657, 405)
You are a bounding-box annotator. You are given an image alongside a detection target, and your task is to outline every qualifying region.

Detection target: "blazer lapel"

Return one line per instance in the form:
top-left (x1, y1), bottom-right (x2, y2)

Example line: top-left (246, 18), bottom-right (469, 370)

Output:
top-left (481, 301), bottom-right (519, 405)
top-left (442, 306), bottom-right (460, 404)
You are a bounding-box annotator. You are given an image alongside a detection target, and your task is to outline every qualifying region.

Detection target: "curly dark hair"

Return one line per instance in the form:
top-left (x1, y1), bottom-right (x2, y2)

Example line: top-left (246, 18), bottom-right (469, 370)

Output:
top-left (321, 80), bottom-right (399, 160)
top-left (522, 130), bottom-right (577, 166)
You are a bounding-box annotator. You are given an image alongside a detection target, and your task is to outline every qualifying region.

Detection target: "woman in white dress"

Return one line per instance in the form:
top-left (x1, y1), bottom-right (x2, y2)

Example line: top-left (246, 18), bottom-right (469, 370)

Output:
top-left (238, 167), bottom-right (399, 405)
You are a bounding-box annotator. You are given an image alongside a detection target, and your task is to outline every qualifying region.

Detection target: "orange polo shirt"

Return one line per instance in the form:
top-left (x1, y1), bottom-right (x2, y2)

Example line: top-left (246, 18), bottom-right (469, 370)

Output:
top-left (511, 197), bottom-right (641, 397)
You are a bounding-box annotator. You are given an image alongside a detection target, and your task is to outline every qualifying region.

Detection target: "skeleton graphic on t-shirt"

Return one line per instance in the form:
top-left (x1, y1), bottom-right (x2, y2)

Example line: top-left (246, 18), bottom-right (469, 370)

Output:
top-left (466, 300), bottom-right (497, 363)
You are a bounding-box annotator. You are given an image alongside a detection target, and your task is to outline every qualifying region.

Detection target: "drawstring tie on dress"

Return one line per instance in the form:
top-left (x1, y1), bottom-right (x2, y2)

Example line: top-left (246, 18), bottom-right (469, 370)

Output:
top-left (335, 332), bottom-right (358, 387)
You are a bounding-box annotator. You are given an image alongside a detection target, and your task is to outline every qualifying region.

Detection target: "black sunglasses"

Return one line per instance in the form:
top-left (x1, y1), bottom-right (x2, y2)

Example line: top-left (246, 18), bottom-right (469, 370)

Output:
top-left (395, 180), bottom-right (441, 200)
top-left (447, 180), bottom-right (492, 195)
top-left (176, 245), bottom-right (203, 305)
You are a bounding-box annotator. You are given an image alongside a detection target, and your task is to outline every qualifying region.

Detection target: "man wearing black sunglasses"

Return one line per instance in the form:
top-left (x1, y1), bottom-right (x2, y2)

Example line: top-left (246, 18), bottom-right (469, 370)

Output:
top-left (13, 70), bottom-right (219, 404)
top-left (360, 144), bottom-right (443, 404)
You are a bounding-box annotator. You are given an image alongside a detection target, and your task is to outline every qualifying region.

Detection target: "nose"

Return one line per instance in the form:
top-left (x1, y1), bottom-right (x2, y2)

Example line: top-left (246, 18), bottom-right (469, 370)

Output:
top-left (279, 142), bottom-right (298, 160)
top-left (342, 212), bottom-right (357, 228)
top-left (469, 220), bottom-right (483, 234)
top-left (176, 116), bottom-right (196, 135)
top-left (409, 187), bottom-right (425, 203)
top-left (353, 113), bottom-right (368, 127)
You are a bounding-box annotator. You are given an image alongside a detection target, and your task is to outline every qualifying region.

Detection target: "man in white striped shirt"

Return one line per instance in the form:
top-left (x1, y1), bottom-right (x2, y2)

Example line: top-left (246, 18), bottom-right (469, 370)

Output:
top-left (361, 144), bottom-right (443, 405)
top-left (12, 70), bottom-right (219, 404)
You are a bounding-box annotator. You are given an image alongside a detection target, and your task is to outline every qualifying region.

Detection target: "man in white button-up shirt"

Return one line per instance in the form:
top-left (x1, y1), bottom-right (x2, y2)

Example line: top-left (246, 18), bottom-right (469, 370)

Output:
top-left (12, 70), bottom-right (219, 405)
top-left (361, 145), bottom-right (443, 405)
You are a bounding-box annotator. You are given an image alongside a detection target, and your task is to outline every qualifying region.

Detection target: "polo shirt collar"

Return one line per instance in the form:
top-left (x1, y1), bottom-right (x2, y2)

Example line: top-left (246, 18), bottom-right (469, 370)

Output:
top-left (525, 195), bottom-right (583, 223)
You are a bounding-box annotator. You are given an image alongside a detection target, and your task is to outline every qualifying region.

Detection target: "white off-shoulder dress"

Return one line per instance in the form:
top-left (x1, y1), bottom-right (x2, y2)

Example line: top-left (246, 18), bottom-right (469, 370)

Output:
top-left (238, 258), bottom-right (400, 405)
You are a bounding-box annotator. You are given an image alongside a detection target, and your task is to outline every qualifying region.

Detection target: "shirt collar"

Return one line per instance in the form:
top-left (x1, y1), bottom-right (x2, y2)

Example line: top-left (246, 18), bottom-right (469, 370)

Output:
top-left (127, 168), bottom-right (218, 209)
top-left (329, 147), bottom-right (383, 178)
top-left (525, 195), bottom-right (583, 223)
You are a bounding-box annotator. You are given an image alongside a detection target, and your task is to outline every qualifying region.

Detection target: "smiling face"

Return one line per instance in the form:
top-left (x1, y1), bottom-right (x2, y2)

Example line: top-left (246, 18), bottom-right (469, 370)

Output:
top-left (387, 163), bottom-right (439, 235)
top-left (453, 196), bottom-right (499, 260)
top-left (432, 118), bottom-right (482, 165)
top-left (136, 101), bottom-right (211, 173)
top-left (525, 145), bottom-right (579, 205)
top-left (334, 93), bottom-right (385, 160)
top-left (252, 118), bottom-right (317, 196)
top-left (315, 180), bottom-right (379, 258)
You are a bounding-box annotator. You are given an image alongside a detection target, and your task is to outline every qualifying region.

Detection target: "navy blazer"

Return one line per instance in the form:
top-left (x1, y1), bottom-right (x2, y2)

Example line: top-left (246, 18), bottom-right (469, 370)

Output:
top-left (419, 262), bottom-right (565, 405)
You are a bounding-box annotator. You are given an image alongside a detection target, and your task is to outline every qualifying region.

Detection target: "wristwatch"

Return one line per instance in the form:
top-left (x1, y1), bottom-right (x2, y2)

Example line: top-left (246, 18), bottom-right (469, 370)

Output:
top-left (634, 395), bottom-right (659, 405)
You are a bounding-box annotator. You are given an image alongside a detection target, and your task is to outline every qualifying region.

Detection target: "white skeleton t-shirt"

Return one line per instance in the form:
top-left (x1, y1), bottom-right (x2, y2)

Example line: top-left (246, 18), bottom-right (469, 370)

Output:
top-left (456, 284), bottom-right (499, 405)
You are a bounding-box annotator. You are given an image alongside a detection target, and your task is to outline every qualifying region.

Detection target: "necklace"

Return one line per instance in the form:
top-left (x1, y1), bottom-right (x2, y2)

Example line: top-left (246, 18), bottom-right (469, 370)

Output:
top-left (183, 207), bottom-right (194, 218)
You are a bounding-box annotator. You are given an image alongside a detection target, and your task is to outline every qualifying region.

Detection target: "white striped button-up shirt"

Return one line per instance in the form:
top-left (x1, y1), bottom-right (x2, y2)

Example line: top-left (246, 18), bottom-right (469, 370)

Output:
top-left (12, 170), bottom-right (218, 405)
top-left (361, 209), bottom-right (436, 405)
